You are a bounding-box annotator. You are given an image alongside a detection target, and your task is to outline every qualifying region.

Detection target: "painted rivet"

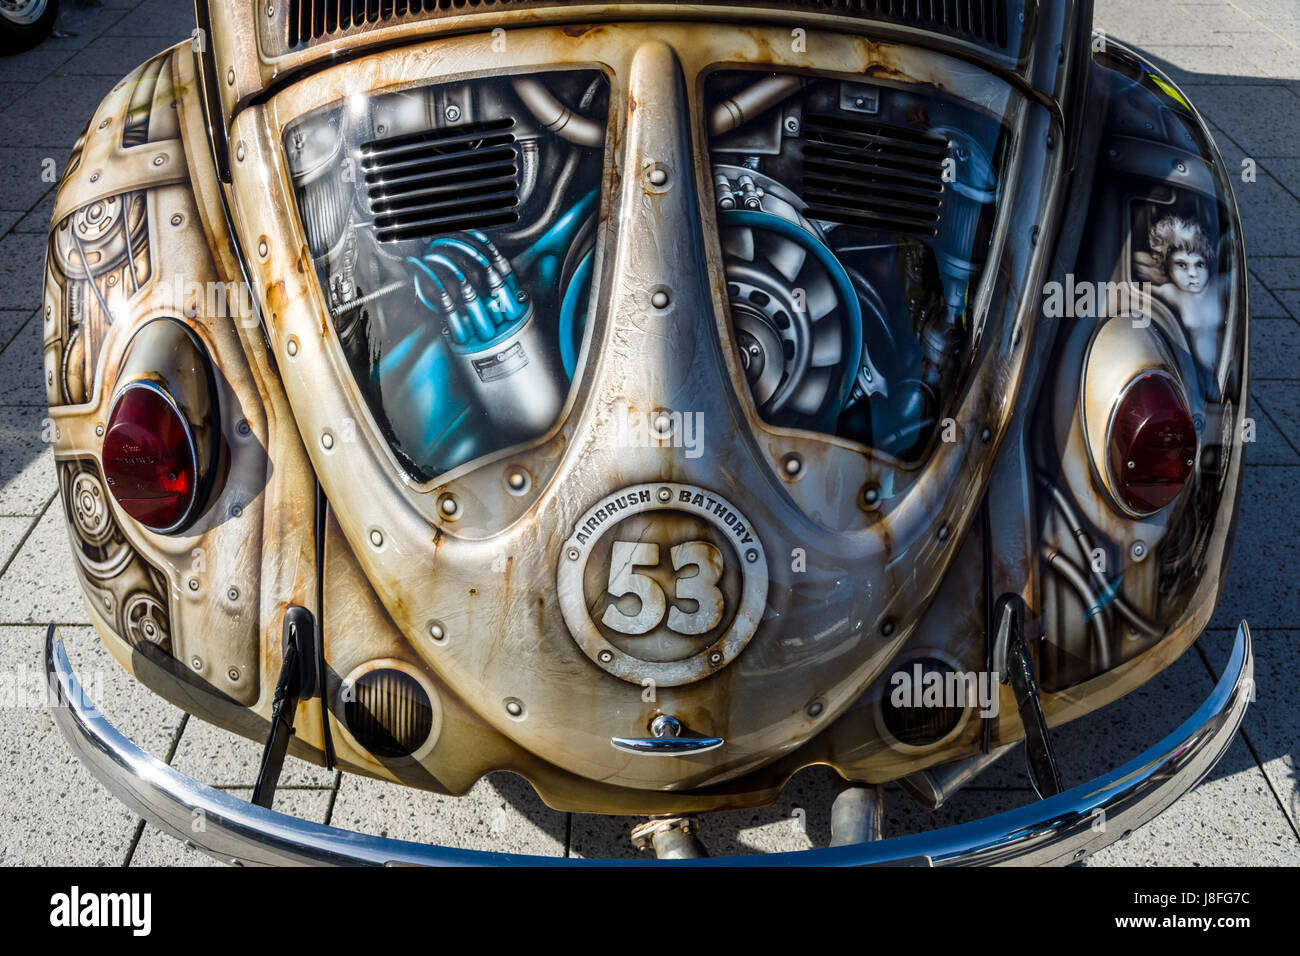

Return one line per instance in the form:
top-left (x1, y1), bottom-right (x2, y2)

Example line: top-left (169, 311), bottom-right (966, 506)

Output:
top-left (286, 336), bottom-right (299, 357)
top-left (861, 484), bottom-right (881, 509)
top-left (782, 453), bottom-right (802, 478)
top-left (226, 68), bottom-right (235, 86)
top-left (745, 548), bottom-right (758, 563)
top-left (806, 700), bottom-right (825, 718)
top-left (257, 239), bottom-right (268, 258)
top-left (227, 667), bottom-right (240, 681)
top-left (237, 420), bottom-right (251, 437)
top-left (235, 142), bottom-right (245, 162)
top-left (94, 424), bottom-right (104, 437)
top-left (505, 698), bottom-right (525, 718)
top-left (598, 650), bottom-right (613, 664)
top-left (651, 290), bottom-right (670, 309)
top-left (227, 586), bottom-right (239, 601)
top-left (170, 214), bottom-right (183, 226)
top-left (657, 486), bottom-right (672, 502)
top-left (567, 547), bottom-right (580, 561)
top-left (152, 154), bottom-right (166, 167)
top-left (648, 167), bottom-right (668, 186)
top-left (230, 503), bottom-right (243, 518)
top-left (1130, 540), bottom-right (1147, 561)
top-left (439, 494), bottom-right (459, 518)
top-left (187, 578), bottom-right (200, 592)
top-left (369, 529), bottom-right (384, 548)
top-left (880, 618), bottom-right (897, 637)
top-left (191, 657), bottom-right (203, 670)
top-left (504, 468), bottom-right (530, 496)
top-left (429, 621), bottom-right (446, 643)
top-left (321, 430), bottom-right (334, 450)
top-left (938, 525), bottom-right (950, 542)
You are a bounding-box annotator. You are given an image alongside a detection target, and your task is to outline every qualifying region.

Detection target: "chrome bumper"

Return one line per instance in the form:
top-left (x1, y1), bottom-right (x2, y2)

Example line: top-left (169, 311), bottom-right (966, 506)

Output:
top-left (46, 622), bottom-right (1252, 866)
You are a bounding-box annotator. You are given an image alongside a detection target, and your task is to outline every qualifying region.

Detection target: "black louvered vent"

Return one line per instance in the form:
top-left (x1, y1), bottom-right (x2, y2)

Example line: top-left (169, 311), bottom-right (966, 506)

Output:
top-left (343, 667), bottom-right (434, 758)
top-left (800, 113), bottom-right (949, 237)
top-left (880, 658), bottom-right (967, 747)
top-left (286, 1), bottom-right (1010, 50)
top-left (361, 117), bottom-right (519, 244)
top-left (812, 0), bottom-right (1008, 48)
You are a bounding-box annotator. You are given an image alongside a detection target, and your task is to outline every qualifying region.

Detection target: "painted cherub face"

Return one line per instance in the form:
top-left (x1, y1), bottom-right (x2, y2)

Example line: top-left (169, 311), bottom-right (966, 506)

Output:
top-left (1169, 249), bottom-right (1209, 294)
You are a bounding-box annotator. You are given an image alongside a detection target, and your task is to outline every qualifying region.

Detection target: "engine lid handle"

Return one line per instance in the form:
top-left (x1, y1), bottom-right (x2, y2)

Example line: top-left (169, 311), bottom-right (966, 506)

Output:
top-left (611, 714), bottom-right (723, 756)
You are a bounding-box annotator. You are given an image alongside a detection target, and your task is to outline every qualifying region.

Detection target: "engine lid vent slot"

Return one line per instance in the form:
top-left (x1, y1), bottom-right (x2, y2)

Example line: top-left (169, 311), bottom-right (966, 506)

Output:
top-left (285, 1), bottom-right (1010, 51)
top-left (813, 0), bottom-right (1009, 48)
top-left (800, 113), bottom-right (949, 237)
top-left (361, 117), bottom-right (520, 244)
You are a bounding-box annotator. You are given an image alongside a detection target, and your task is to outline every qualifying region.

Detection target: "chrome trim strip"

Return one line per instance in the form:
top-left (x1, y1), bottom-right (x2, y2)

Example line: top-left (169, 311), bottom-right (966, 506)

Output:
top-left (46, 622), bottom-right (1251, 866)
top-left (610, 736), bottom-right (725, 756)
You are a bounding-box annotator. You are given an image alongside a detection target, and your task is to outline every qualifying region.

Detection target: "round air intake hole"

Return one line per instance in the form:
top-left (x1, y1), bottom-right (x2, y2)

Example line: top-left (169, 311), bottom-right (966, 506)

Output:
top-left (341, 665), bottom-right (438, 759)
top-left (877, 656), bottom-right (971, 751)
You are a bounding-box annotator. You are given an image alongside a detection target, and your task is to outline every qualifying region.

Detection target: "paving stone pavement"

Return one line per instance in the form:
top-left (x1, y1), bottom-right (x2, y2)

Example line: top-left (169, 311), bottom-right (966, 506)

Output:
top-left (0, 0), bottom-right (1297, 866)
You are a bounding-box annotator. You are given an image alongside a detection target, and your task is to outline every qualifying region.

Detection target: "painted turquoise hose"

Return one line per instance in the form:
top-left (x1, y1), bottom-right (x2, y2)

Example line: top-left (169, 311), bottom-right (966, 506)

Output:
top-left (423, 253), bottom-right (496, 341)
top-left (516, 188), bottom-right (599, 278)
top-left (559, 250), bottom-right (594, 379)
top-left (719, 208), bottom-right (864, 412)
top-left (407, 257), bottom-right (469, 344)
top-left (427, 236), bottom-right (525, 325)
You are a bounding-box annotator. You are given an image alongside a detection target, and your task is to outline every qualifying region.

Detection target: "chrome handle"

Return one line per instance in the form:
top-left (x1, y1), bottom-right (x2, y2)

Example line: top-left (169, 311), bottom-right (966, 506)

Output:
top-left (610, 714), bottom-right (723, 756)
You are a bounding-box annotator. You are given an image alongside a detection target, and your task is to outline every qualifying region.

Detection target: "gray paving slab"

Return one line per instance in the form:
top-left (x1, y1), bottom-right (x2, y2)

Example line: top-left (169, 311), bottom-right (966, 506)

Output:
top-left (129, 789), bottom-right (336, 866)
top-left (328, 771), bottom-right (568, 856)
top-left (101, 0), bottom-right (195, 40)
top-left (571, 765), bottom-right (851, 858)
top-left (1250, 317), bottom-right (1300, 380)
top-left (1274, 288), bottom-right (1300, 320)
top-left (0, 231), bottom-right (48, 314)
top-left (61, 32), bottom-right (181, 77)
top-left (1253, 379), bottom-right (1300, 454)
top-left (0, 46), bottom-right (73, 86)
top-left (0, 515), bottom-right (32, 571)
top-left (1199, 627), bottom-right (1300, 834)
top-left (0, 72), bottom-right (120, 151)
top-left (1211, 465), bottom-right (1300, 629)
top-left (0, 501), bottom-right (87, 625)
top-left (0, 309), bottom-right (36, 351)
top-left (0, 624), bottom-right (181, 866)
top-left (0, 148), bottom-right (63, 214)
top-left (167, 712), bottom-right (335, 789)
top-left (1252, 256), bottom-right (1300, 290)
top-left (0, 312), bottom-right (47, 408)
top-left (1249, 272), bottom-right (1290, 316)
top-left (0, 406), bottom-right (55, 516)
top-left (1176, 85), bottom-right (1300, 158)
top-left (1096, 1), bottom-right (1230, 47)
top-left (1243, 397), bottom-right (1300, 464)
top-left (12, 193), bottom-right (55, 234)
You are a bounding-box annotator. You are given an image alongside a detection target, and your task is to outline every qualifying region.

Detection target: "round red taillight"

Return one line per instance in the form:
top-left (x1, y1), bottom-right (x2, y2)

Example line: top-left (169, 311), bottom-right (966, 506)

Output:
top-left (1107, 372), bottom-right (1197, 515)
top-left (102, 384), bottom-right (198, 531)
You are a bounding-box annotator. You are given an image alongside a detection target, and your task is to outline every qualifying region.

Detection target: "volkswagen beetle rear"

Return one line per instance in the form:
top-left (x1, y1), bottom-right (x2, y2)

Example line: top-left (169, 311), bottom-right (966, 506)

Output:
top-left (41, 0), bottom-right (1252, 864)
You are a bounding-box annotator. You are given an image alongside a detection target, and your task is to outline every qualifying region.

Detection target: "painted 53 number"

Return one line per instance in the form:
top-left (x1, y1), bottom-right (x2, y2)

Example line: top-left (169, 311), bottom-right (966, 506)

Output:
top-left (602, 540), bottom-right (724, 636)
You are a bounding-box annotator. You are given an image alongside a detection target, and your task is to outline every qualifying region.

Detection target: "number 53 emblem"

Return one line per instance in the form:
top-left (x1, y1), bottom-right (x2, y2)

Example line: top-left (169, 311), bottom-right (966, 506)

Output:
top-left (602, 540), bottom-right (724, 636)
top-left (558, 483), bottom-right (768, 687)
